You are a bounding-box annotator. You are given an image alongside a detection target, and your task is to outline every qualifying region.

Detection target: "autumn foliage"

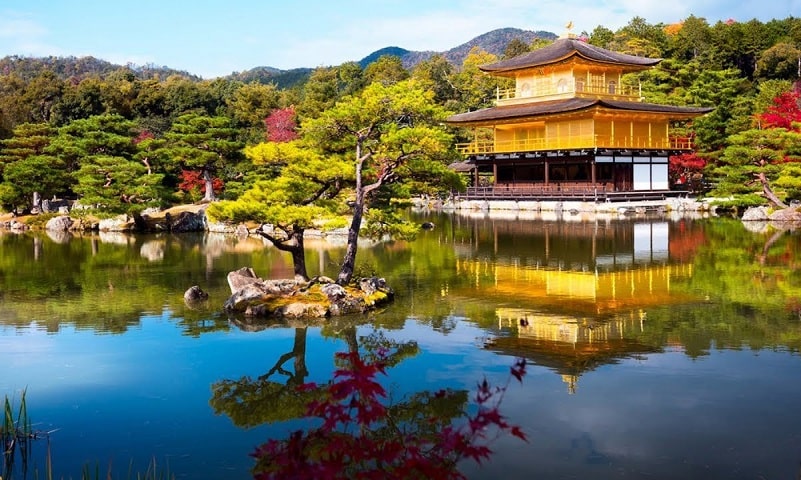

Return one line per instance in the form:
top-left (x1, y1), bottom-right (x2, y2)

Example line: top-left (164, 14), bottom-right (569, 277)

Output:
top-left (264, 107), bottom-right (299, 143)
top-left (758, 89), bottom-right (801, 131)
top-left (251, 351), bottom-right (528, 479)
top-left (178, 169), bottom-right (223, 196)
top-left (669, 152), bottom-right (706, 191)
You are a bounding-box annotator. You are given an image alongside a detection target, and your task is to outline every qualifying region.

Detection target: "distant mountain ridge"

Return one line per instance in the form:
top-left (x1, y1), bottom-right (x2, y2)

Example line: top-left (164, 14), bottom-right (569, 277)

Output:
top-left (0, 55), bottom-right (200, 82)
top-left (433, 27), bottom-right (557, 66)
top-left (0, 27), bottom-right (557, 87)
top-left (242, 27), bottom-right (557, 87)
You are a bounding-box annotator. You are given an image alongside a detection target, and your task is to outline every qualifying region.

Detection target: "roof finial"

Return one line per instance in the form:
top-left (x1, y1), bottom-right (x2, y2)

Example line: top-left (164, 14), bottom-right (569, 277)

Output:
top-left (561, 21), bottom-right (577, 39)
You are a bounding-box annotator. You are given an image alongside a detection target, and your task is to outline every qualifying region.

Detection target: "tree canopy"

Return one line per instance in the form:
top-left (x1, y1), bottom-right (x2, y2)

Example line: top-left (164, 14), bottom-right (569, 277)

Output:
top-left (2, 14), bottom-right (801, 216)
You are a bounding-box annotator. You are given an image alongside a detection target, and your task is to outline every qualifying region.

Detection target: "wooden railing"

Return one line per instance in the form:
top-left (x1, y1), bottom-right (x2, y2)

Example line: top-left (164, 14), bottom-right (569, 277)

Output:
top-left (456, 135), bottom-right (694, 155)
top-left (495, 80), bottom-right (641, 104)
top-left (459, 184), bottom-right (680, 202)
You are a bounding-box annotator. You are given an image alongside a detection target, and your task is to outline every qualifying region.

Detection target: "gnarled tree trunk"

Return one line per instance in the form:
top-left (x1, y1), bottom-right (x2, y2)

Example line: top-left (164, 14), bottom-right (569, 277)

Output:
top-left (757, 172), bottom-right (788, 209)
top-left (203, 167), bottom-right (216, 202)
top-left (257, 227), bottom-right (309, 281)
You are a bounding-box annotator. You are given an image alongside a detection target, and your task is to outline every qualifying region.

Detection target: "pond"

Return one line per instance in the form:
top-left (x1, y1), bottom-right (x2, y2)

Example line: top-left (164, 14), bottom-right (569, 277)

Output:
top-left (1, 211), bottom-right (800, 479)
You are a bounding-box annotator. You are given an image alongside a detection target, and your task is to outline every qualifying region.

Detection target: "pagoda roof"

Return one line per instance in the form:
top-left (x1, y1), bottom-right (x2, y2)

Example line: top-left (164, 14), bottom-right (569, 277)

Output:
top-left (479, 37), bottom-right (661, 73)
top-left (446, 97), bottom-right (713, 125)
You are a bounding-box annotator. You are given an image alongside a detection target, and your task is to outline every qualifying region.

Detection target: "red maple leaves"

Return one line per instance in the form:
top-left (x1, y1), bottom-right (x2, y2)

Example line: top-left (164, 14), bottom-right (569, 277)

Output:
top-left (265, 107), bottom-right (299, 143)
top-left (178, 170), bottom-right (223, 195)
top-left (758, 90), bottom-right (801, 131)
top-left (252, 352), bottom-right (527, 479)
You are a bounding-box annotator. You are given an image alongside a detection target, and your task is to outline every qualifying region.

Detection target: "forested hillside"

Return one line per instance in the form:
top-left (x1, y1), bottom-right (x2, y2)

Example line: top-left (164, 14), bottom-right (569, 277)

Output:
top-left (0, 15), bottom-right (800, 216)
top-left (0, 55), bottom-right (200, 82)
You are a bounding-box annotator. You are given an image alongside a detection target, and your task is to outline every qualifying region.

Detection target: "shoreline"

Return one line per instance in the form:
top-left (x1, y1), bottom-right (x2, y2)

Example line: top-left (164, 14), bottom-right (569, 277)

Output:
top-left (412, 196), bottom-right (720, 218)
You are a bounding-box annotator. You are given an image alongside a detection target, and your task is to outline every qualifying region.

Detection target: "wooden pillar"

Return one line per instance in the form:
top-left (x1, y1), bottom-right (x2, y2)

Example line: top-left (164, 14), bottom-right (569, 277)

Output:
top-left (666, 123), bottom-right (670, 148)
top-left (544, 160), bottom-right (550, 184)
top-left (611, 120), bottom-right (615, 146)
top-left (492, 163), bottom-right (498, 185)
top-left (630, 121), bottom-right (634, 148)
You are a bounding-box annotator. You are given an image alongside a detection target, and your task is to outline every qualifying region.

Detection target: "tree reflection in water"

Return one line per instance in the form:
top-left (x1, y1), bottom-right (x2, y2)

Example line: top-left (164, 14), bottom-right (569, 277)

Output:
top-left (211, 325), bottom-right (527, 478)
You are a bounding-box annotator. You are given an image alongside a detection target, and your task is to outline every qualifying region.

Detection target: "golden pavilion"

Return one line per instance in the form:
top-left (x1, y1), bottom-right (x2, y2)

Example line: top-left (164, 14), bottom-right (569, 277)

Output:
top-left (447, 31), bottom-right (712, 201)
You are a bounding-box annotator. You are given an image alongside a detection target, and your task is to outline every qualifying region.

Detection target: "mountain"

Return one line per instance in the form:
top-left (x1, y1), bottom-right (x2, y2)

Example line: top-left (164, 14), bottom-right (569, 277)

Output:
top-left (358, 46), bottom-right (412, 68)
top-left (235, 27), bottom-right (557, 86)
top-left (415, 27), bottom-right (557, 67)
top-left (355, 28), bottom-right (559, 70)
top-left (0, 54), bottom-right (200, 82)
top-left (0, 27), bottom-right (556, 88)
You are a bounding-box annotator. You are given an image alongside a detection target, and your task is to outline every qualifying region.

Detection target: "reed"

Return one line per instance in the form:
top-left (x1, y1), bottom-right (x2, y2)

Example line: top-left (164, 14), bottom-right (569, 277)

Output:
top-left (2, 388), bottom-right (39, 480)
top-left (3, 391), bottom-right (174, 480)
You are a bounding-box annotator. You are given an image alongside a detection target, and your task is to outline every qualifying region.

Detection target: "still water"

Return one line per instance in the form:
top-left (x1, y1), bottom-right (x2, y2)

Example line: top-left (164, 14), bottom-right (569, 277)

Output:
top-left (1, 211), bottom-right (800, 479)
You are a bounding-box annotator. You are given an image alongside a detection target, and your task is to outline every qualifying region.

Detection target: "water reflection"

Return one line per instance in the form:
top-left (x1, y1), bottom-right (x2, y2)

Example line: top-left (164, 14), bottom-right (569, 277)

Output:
top-left (412, 211), bottom-right (801, 395)
top-left (486, 308), bottom-right (659, 394)
top-left (2, 213), bottom-right (801, 478)
top-left (0, 231), bottom-right (346, 335)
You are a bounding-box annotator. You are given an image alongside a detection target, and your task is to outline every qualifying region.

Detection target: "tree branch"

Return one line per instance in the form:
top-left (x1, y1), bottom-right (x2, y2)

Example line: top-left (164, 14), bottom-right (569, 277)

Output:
top-left (257, 229), bottom-right (298, 252)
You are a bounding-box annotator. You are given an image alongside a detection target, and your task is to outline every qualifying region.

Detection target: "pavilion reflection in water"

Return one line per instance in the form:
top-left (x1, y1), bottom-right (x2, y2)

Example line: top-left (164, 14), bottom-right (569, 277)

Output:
top-left (451, 214), bottom-right (696, 393)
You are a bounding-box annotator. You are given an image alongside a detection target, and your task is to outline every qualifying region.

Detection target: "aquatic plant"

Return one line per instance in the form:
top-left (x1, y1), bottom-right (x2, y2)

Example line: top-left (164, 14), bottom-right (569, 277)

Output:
top-left (2, 388), bottom-right (45, 480)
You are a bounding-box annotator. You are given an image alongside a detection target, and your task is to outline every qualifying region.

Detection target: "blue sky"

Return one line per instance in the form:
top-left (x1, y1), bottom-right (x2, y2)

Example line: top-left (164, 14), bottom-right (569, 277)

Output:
top-left (1, 0), bottom-right (799, 79)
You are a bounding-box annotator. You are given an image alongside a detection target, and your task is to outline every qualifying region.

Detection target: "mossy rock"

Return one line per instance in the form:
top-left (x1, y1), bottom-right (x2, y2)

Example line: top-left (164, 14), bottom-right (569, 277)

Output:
top-left (223, 274), bottom-right (394, 319)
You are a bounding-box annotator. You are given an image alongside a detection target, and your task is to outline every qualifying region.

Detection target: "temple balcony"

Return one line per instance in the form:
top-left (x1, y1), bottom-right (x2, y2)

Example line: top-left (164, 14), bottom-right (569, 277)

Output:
top-left (495, 80), bottom-right (641, 106)
top-left (456, 135), bottom-right (695, 155)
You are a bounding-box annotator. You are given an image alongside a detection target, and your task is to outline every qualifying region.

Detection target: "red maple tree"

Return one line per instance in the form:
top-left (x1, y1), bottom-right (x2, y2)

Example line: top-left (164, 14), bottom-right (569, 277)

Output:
top-left (178, 169), bottom-right (223, 196)
top-left (758, 89), bottom-right (801, 131)
top-left (669, 152), bottom-right (707, 192)
top-left (265, 107), bottom-right (299, 143)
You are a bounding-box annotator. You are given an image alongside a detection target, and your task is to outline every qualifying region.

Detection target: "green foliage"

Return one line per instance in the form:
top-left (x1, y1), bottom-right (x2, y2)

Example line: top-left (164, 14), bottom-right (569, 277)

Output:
top-left (302, 79), bottom-right (460, 283)
top-left (208, 140), bottom-right (352, 227)
top-left (2, 14), bottom-right (801, 216)
top-left (666, 15), bottom-right (713, 62)
top-left (1, 154), bottom-right (70, 211)
top-left (608, 16), bottom-right (668, 57)
top-left (756, 42), bottom-right (801, 80)
top-left (302, 78), bottom-right (460, 212)
top-left (449, 47), bottom-right (510, 111)
top-left (44, 114), bottom-right (165, 213)
top-left (752, 80), bottom-right (794, 116)
top-left (502, 38), bottom-right (531, 59)
top-left (587, 25), bottom-right (615, 48)
top-left (411, 55), bottom-right (458, 108)
top-left (72, 154), bottom-right (165, 213)
top-left (226, 81), bottom-right (283, 142)
top-left (159, 113), bottom-right (244, 201)
top-left (364, 55), bottom-right (409, 86)
top-left (710, 127), bottom-right (801, 204)
top-left (709, 194), bottom-right (767, 209)
top-left (0, 122), bottom-right (64, 211)
top-left (0, 122), bottom-right (54, 170)
top-left (302, 67), bottom-right (343, 110)
top-left (774, 163), bottom-right (801, 201)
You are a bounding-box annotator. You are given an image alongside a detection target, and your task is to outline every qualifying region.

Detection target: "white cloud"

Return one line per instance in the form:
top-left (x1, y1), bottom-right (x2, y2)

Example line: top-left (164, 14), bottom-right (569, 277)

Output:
top-left (0, 13), bottom-right (46, 38)
top-left (0, 11), bottom-right (61, 57)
